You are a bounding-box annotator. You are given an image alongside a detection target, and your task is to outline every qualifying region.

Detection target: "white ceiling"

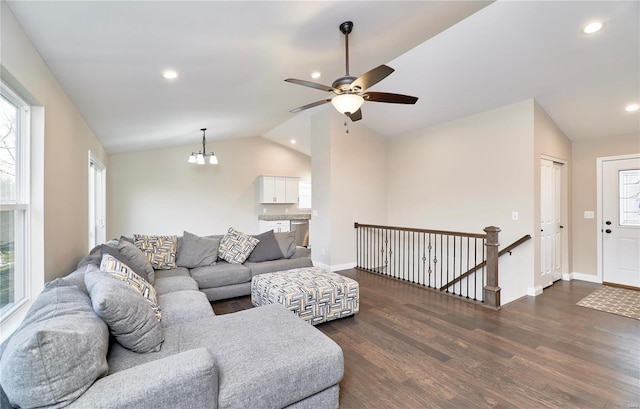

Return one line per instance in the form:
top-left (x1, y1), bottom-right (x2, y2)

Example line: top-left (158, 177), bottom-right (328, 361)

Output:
top-left (6, 1), bottom-right (639, 157)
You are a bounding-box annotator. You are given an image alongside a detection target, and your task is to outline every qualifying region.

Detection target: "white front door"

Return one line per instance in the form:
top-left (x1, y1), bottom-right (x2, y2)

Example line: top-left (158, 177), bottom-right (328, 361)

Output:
top-left (602, 157), bottom-right (640, 288)
top-left (540, 158), bottom-right (563, 287)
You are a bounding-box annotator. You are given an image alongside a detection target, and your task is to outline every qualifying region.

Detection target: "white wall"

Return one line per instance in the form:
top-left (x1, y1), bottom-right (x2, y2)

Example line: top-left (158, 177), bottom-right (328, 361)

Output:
top-left (310, 108), bottom-right (387, 270)
top-left (310, 109), bottom-right (333, 267)
top-left (572, 133), bottom-right (640, 278)
top-left (108, 136), bottom-right (310, 237)
top-left (386, 100), bottom-right (536, 304)
top-left (533, 101), bottom-right (572, 292)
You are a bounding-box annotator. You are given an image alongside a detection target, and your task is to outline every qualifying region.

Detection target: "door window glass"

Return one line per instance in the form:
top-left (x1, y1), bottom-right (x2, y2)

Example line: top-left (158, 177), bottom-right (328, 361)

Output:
top-left (619, 169), bottom-right (640, 226)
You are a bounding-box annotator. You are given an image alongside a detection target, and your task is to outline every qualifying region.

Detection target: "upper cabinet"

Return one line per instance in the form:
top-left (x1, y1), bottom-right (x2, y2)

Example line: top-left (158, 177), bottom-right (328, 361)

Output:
top-left (259, 176), bottom-right (299, 204)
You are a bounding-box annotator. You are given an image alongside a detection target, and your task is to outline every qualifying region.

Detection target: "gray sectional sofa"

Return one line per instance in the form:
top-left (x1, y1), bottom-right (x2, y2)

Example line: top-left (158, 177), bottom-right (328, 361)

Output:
top-left (190, 232), bottom-right (312, 301)
top-left (0, 231), bottom-right (343, 408)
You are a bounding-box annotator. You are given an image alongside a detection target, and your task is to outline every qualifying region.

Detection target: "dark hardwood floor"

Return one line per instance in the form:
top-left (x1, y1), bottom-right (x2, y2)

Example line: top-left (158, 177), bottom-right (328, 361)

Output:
top-left (212, 269), bottom-right (640, 409)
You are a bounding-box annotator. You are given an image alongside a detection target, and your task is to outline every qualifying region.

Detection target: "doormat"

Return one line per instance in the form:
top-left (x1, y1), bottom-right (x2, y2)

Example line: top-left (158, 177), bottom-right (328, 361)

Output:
top-left (576, 286), bottom-right (640, 321)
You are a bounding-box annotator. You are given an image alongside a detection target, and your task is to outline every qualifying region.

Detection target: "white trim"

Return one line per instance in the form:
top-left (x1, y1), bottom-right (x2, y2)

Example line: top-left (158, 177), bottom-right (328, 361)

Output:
top-left (312, 261), bottom-right (356, 272)
top-left (527, 285), bottom-right (543, 296)
top-left (88, 151), bottom-right (106, 251)
top-left (565, 271), bottom-right (602, 283)
top-left (596, 153), bottom-right (640, 285)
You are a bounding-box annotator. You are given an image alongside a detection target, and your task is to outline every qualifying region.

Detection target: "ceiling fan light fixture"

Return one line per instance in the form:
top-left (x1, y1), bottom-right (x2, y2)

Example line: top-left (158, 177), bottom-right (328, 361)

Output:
top-left (331, 93), bottom-right (364, 115)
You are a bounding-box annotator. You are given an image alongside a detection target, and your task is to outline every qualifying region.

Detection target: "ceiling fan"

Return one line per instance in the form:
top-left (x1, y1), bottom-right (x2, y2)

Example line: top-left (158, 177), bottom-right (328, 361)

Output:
top-left (285, 21), bottom-right (418, 123)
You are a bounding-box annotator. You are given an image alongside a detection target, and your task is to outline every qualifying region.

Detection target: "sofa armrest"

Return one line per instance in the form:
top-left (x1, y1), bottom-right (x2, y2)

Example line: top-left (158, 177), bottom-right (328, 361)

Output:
top-left (69, 348), bottom-right (218, 409)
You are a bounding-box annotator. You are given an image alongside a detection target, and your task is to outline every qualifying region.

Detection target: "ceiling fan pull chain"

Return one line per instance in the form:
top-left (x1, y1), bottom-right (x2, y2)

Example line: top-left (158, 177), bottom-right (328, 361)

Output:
top-left (344, 114), bottom-right (349, 133)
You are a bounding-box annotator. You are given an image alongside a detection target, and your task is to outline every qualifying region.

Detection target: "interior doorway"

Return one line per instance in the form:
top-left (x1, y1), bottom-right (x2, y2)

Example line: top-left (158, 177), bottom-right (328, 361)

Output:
top-left (540, 158), bottom-right (564, 288)
top-left (599, 155), bottom-right (640, 288)
top-left (88, 151), bottom-right (106, 250)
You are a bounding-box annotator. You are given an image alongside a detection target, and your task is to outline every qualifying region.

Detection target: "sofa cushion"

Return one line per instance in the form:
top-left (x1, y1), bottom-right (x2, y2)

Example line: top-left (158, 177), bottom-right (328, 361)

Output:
top-left (179, 304), bottom-right (344, 409)
top-left (177, 231), bottom-right (220, 268)
top-left (134, 234), bottom-right (178, 270)
top-left (274, 231), bottom-right (297, 259)
top-left (0, 279), bottom-right (109, 409)
top-left (87, 263), bottom-right (164, 353)
top-left (218, 227), bottom-right (259, 264)
top-left (157, 291), bottom-right (215, 327)
top-left (248, 230), bottom-right (284, 263)
top-left (118, 238), bottom-right (156, 284)
top-left (154, 275), bottom-right (199, 295)
top-left (154, 267), bottom-right (191, 280)
top-left (190, 261), bottom-right (251, 288)
top-left (245, 257), bottom-right (313, 277)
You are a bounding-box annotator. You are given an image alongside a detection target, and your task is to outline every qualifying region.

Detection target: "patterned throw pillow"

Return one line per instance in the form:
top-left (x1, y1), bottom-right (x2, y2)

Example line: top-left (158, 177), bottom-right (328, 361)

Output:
top-left (219, 227), bottom-right (260, 264)
top-left (99, 253), bottom-right (162, 321)
top-left (133, 234), bottom-right (177, 270)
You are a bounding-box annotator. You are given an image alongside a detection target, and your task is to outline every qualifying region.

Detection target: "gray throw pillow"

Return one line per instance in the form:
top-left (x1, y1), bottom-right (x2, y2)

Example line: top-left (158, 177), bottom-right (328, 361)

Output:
top-left (177, 231), bottom-right (220, 268)
top-left (101, 244), bottom-right (150, 282)
top-left (85, 266), bottom-right (164, 353)
top-left (0, 279), bottom-right (109, 409)
top-left (248, 230), bottom-right (284, 262)
top-left (274, 231), bottom-right (297, 259)
top-left (118, 238), bottom-right (155, 284)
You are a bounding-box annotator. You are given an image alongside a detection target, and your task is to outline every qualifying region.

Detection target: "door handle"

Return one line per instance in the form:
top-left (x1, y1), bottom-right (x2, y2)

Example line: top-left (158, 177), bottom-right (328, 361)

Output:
top-left (605, 229), bottom-right (612, 234)
top-left (605, 221), bottom-right (612, 225)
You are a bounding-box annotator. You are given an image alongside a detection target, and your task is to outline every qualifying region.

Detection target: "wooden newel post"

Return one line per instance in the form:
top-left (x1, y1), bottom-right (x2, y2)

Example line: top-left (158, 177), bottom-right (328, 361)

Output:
top-left (483, 226), bottom-right (501, 308)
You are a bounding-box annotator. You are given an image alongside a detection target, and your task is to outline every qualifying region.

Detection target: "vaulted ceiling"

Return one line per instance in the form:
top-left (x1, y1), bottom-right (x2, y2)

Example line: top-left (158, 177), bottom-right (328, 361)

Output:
top-left (6, 1), bottom-right (639, 156)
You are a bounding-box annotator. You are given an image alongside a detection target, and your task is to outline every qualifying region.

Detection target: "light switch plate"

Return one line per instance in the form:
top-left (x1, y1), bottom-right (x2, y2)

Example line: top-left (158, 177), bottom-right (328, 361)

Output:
top-left (512, 211), bottom-right (519, 221)
top-left (584, 211), bottom-right (594, 219)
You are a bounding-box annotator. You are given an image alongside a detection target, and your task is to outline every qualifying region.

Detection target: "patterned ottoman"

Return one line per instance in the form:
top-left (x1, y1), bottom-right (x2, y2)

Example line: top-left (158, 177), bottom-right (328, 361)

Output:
top-left (251, 267), bottom-right (359, 325)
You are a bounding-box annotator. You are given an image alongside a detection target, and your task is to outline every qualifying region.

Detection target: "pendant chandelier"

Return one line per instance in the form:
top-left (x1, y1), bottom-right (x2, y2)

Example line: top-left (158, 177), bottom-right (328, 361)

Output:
top-left (188, 128), bottom-right (218, 165)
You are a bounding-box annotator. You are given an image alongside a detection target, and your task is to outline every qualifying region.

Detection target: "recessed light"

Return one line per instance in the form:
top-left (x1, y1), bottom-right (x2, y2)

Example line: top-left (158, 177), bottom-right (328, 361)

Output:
top-left (162, 70), bottom-right (179, 79)
top-left (311, 72), bottom-right (321, 79)
top-left (625, 103), bottom-right (639, 112)
top-left (290, 139), bottom-right (297, 144)
top-left (582, 21), bottom-right (604, 35)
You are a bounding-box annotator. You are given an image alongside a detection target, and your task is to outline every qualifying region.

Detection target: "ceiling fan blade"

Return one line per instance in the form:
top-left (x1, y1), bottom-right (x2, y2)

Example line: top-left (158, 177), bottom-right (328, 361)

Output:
top-left (290, 99), bottom-right (331, 113)
top-left (364, 92), bottom-right (418, 105)
top-left (350, 65), bottom-right (395, 91)
top-left (348, 108), bottom-right (362, 122)
top-left (285, 78), bottom-right (336, 93)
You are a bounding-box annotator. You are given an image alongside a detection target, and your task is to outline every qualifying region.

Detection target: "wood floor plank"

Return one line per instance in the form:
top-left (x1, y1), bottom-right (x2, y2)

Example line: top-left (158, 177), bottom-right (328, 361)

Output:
top-left (212, 269), bottom-right (640, 408)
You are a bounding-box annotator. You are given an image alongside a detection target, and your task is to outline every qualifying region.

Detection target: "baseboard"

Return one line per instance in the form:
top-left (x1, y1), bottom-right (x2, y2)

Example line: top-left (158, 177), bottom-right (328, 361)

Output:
top-left (312, 261), bottom-right (356, 272)
top-left (564, 272), bottom-right (601, 283)
top-left (527, 285), bottom-right (543, 296)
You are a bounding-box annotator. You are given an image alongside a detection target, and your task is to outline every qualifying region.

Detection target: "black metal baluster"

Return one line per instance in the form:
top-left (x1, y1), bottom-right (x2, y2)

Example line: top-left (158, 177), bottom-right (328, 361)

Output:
top-left (466, 237), bottom-right (470, 299)
top-left (427, 233), bottom-right (432, 288)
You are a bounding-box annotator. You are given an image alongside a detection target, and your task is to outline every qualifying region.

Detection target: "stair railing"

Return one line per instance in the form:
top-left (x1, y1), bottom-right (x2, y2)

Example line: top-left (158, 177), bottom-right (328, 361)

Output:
top-left (354, 223), bottom-right (531, 309)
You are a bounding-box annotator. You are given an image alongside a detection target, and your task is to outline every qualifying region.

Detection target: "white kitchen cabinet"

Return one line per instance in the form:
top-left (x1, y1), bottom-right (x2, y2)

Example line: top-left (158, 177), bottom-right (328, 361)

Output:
top-left (259, 176), bottom-right (299, 204)
top-left (259, 220), bottom-right (291, 233)
top-left (285, 177), bottom-right (299, 204)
